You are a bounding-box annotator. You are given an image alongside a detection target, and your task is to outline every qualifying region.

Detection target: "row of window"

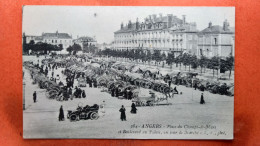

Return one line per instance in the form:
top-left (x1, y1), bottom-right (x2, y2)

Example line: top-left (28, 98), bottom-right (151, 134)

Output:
top-left (198, 37), bottom-right (218, 45)
top-left (115, 31), bottom-right (174, 38)
top-left (44, 39), bottom-right (72, 43)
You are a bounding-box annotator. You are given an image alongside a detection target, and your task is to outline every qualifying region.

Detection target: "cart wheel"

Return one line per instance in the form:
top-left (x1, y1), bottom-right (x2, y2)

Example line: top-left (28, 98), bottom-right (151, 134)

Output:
top-left (70, 114), bottom-right (77, 122)
top-left (90, 112), bottom-right (99, 120)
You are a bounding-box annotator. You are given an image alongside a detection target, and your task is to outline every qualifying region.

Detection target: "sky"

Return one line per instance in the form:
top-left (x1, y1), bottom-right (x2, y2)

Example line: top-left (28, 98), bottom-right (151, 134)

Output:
top-left (22, 6), bottom-right (235, 44)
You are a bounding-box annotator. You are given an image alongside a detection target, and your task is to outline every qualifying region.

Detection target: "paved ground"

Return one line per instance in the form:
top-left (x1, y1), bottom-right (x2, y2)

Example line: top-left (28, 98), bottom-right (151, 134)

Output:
top-left (23, 55), bottom-right (234, 139)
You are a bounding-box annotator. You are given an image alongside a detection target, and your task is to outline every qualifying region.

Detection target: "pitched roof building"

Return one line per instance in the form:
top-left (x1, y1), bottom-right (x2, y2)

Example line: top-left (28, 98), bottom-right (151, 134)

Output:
top-left (197, 20), bottom-right (235, 57)
top-left (23, 31), bottom-right (73, 54)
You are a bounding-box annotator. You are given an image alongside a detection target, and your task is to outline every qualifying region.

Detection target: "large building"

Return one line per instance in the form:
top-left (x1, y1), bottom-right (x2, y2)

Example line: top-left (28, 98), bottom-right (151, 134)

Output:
top-left (23, 31), bottom-right (73, 54)
top-left (113, 14), bottom-right (198, 56)
top-left (73, 36), bottom-right (97, 53)
top-left (197, 20), bottom-right (235, 58)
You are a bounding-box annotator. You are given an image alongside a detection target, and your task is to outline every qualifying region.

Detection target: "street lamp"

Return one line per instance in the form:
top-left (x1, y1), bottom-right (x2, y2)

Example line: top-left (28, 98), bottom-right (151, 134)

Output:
top-left (23, 82), bottom-right (26, 110)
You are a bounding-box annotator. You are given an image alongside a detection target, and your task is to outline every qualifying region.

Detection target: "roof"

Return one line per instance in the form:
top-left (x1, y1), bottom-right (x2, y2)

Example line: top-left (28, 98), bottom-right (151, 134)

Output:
top-left (114, 14), bottom-right (184, 34)
top-left (42, 32), bottom-right (72, 39)
top-left (74, 36), bottom-right (96, 42)
top-left (35, 36), bottom-right (43, 40)
top-left (199, 25), bottom-right (234, 34)
top-left (170, 24), bottom-right (198, 33)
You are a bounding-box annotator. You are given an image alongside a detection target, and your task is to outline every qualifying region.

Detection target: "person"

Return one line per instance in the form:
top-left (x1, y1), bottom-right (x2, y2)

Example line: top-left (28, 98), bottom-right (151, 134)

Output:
top-left (93, 79), bottom-right (97, 88)
top-left (100, 101), bottom-right (106, 117)
top-left (168, 79), bottom-right (172, 87)
top-left (130, 102), bottom-right (137, 114)
top-left (200, 84), bottom-right (205, 92)
top-left (174, 86), bottom-right (179, 94)
top-left (124, 89), bottom-right (128, 99)
top-left (194, 82), bottom-right (198, 90)
top-left (59, 105), bottom-right (65, 121)
top-left (82, 90), bottom-right (86, 98)
top-left (68, 87), bottom-right (73, 99)
top-left (119, 105), bottom-right (126, 121)
top-left (115, 87), bottom-right (119, 97)
top-left (89, 79), bottom-right (93, 88)
top-left (33, 91), bottom-right (37, 103)
top-left (128, 90), bottom-right (133, 100)
top-left (56, 74), bottom-right (60, 82)
top-left (78, 88), bottom-right (82, 98)
top-left (45, 67), bottom-right (48, 77)
top-left (111, 87), bottom-right (115, 97)
top-left (200, 93), bottom-right (205, 104)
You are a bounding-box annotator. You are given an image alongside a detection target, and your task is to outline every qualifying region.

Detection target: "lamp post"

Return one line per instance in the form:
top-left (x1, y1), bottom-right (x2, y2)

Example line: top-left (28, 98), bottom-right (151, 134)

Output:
top-left (23, 82), bottom-right (26, 110)
top-left (191, 77), bottom-right (194, 101)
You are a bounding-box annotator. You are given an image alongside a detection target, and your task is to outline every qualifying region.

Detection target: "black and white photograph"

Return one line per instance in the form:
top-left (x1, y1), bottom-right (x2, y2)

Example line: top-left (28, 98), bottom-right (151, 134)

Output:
top-left (22, 6), bottom-right (235, 139)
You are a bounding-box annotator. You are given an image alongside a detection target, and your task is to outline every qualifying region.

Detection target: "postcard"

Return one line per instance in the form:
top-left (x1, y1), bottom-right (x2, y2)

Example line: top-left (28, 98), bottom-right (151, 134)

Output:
top-left (22, 6), bottom-right (235, 139)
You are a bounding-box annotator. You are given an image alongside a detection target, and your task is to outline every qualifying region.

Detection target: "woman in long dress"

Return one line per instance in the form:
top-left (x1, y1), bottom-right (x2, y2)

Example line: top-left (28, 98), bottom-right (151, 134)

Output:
top-left (119, 105), bottom-right (126, 121)
top-left (59, 105), bottom-right (65, 121)
top-left (130, 102), bottom-right (137, 114)
top-left (200, 93), bottom-right (205, 104)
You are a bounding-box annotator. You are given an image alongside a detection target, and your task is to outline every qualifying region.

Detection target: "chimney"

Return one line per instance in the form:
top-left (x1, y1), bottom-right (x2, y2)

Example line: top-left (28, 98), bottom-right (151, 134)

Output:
top-left (149, 15), bottom-right (152, 20)
top-left (182, 15), bottom-right (186, 24)
top-left (136, 18), bottom-right (139, 30)
top-left (121, 22), bottom-right (124, 29)
top-left (167, 14), bottom-right (173, 28)
top-left (223, 19), bottom-right (229, 31)
top-left (208, 22), bottom-right (212, 28)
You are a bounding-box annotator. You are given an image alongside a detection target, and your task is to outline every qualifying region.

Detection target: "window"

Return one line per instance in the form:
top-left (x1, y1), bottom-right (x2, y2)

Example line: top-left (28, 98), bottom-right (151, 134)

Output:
top-left (214, 38), bottom-right (217, 45)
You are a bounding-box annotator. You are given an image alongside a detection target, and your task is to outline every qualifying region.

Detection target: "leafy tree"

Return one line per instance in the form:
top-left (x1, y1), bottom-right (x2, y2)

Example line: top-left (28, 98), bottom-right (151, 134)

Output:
top-left (226, 56), bottom-right (234, 79)
top-left (208, 56), bottom-right (220, 77)
top-left (146, 50), bottom-right (152, 64)
top-left (67, 43), bottom-right (82, 55)
top-left (66, 45), bottom-right (73, 55)
top-left (152, 50), bottom-right (161, 66)
top-left (190, 55), bottom-right (198, 71)
top-left (166, 51), bottom-right (175, 69)
top-left (182, 53), bottom-right (190, 70)
top-left (199, 55), bottom-right (208, 73)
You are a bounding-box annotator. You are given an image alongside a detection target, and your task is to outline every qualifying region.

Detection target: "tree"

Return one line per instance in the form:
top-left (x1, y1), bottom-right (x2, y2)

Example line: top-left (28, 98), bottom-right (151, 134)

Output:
top-left (190, 55), bottom-right (198, 71)
top-left (226, 56), bottom-right (234, 79)
top-left (66, 45), bottom-right (73, 55)
top-left (166, 51), bottom-right (175, 69)
top-left (72, 43), bottom-right (82, 55)
top-left (152, 50), bottom-right (161, 66)
top-left (219, 56), bottom-right (234, 79)
top-left (199, 55), bottom-right (208, 74)
top-left (182, 53), bottom-right (190, 71)
top-left (208, 56), bottom-right (220, 77)
top-left (58, 44), bottom-right (63, 51)
top-left (146, 50), bottom-right (152, 64)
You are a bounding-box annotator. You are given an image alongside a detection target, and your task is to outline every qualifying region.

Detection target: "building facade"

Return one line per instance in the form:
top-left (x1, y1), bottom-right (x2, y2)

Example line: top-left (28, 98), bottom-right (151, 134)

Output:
top-left (113, 14), bottom-right (198, 56)
top-left (73, 36), bottom-right (97, 50)
top-left (197, 20), bottom-right (235, 58)
top-left (23, 31), bottom-right (73, 54)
